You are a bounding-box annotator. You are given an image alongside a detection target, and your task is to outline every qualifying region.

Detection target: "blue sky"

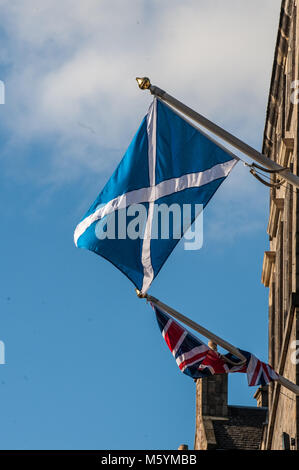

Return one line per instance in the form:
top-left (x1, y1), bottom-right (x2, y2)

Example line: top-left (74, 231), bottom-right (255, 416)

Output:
top-left (0, 0), bottom-right (281, 450)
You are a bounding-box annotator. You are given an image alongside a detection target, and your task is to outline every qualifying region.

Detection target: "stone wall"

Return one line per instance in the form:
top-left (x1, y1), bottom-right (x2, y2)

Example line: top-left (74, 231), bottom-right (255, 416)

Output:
top-left (261, 0), bottom-right (299, 450)
top-left (194, 375), bottom-right (228, 450)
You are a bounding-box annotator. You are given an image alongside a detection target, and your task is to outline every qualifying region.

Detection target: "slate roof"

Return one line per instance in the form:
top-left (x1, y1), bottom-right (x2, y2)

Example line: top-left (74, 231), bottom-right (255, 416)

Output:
top-left (212, 406), bottom-right (267, 450)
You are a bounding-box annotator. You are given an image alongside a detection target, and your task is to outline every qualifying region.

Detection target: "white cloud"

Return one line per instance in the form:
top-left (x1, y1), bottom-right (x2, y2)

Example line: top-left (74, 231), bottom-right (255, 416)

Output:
top-left (0, 0), bottom-right (281, 190)
top-left (204, 162), bottom-right (269, 243)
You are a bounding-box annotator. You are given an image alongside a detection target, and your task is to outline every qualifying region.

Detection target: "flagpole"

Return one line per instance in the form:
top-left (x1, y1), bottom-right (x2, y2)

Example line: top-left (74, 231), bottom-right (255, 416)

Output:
top-left (136, 78), bottom-right (299, 190)
top-left (141, 293), bottom-right (247, 363)
top-left (277, 375), bottom-right (299, 395)
top-left (138, 292), bottom-right (299, 395)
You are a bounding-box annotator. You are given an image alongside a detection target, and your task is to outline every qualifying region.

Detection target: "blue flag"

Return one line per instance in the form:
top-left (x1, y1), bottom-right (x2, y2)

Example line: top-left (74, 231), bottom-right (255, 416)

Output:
top-left (74, 98), bottom-right (237, 292)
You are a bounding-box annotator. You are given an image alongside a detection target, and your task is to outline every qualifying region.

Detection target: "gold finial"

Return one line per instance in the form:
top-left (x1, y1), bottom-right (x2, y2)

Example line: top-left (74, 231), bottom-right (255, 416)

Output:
top-left (136, 77), bottom-right (151, 90)
top-left (208, 341), bottom-right (218, 351)
top-left (135, 288), bottom-right (148, 299)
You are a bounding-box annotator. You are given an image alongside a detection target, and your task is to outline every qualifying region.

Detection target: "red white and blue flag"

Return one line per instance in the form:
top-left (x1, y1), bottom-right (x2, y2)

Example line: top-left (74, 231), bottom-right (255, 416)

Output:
top-left (153, 303), bottom-right (279, 387)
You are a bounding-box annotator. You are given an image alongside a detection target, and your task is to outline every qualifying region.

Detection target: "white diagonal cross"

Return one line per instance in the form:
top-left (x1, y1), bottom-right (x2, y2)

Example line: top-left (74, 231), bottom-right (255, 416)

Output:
top-left (74, 99), bottom-right (237, 292)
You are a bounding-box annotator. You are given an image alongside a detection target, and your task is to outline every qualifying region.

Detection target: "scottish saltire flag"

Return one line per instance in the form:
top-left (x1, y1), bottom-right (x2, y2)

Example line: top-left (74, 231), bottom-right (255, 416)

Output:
top-left (74, 98), bottom-right (237, 293)
top-left (153, 303), bottom-right (279, 387)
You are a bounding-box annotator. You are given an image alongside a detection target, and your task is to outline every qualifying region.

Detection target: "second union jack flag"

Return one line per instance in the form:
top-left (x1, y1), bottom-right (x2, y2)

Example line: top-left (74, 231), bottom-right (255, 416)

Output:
top-left (153, 303), bottom-right (279, 387)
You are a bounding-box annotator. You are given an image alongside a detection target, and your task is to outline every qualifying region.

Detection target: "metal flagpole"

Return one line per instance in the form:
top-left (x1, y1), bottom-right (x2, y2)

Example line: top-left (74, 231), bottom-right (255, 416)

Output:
top-left (136, 77), bottom-right (299, 190)
top-left (137, 292), bottom-right (299, 395)
top-left (145, 294), bottom-right (247, 363)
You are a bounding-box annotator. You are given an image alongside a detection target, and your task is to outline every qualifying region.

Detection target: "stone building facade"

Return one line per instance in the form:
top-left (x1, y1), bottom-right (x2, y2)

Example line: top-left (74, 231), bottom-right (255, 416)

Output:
top-left (194, 0), bottom-right (299, 450)
top-left (194, 375), bottom-right (267, 450)
top-left (260, 0), bottom-right (299, 450)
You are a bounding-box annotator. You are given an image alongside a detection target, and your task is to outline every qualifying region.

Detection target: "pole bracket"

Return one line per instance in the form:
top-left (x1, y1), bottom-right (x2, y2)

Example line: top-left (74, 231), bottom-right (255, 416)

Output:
top-left (249, 168), bottom-right (282, 188)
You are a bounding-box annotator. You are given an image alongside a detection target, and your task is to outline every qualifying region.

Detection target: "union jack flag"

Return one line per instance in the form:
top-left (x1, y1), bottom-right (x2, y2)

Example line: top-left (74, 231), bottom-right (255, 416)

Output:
top-left (153, 304), bottom-right (279, 387)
